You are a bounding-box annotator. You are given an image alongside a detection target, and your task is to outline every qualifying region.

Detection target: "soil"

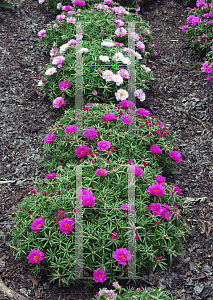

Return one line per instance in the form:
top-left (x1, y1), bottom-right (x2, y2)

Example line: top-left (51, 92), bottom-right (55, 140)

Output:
top-left (0, 0), bottom-right (212, 299)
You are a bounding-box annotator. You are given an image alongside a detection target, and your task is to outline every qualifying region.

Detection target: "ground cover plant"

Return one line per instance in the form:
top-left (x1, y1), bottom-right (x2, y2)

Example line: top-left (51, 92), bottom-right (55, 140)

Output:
top-left (38, 0), bottom-right (149, 15)
top-left (8, 0), bottom-right (191, 298)
top-left (182, 0), bottom-right (213, 82)
top-left (37, 1), bottom-right (156, 107)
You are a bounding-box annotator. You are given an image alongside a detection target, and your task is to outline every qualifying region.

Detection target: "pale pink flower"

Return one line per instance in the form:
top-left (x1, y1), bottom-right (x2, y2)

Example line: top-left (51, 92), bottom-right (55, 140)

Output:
top-left (67, 17), bottom-right (76, 24)
top-left (134, 89), bottom-right (145, 102)
top-left (50, 47), bottom-right (59, 57)
top-left (38, 29), bottom-right (46, 39)
top-left (115, 89), bottom-right (128, 101)
top-left (117, 69), bottom-right (129, 79)
top-left (52, 55), bottom-right (65, 67)
top-left (115, 19), bottom-right (124, 27)
top-left (102, 70), bottom-right (114, 82)
top-left (136, 41), bottom-right (145, 51)
top-left (111, 74), bottom-right (123, 86)
top-left (56, 14), bottom-right (65, 20)
top-left (130, 32), bottom-right (140, 41)
top-left (45, 67), bottom-right (57, 76)
top-left (115, 27), bottom-right (127, 37)
top-left (99, 55), bottom-right (110, 62)
top-left (53, 97), bottom-right (66, 108)
top-left (112, 52), bottom-right (124, 62)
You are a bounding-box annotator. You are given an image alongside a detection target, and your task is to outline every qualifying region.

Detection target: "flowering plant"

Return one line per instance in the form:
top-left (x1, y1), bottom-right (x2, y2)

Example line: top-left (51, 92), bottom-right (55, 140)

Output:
top-left (182, 0), bottom-right (213, 81)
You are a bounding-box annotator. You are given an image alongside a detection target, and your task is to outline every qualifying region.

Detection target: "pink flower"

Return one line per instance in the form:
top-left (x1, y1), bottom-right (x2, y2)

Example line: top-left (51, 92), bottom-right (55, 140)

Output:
top-left (97, 141), bottom-right (111, 151)
top-left (195, 39), bottom-right (200, 43)
top-left (58, 218), bottom-right (74, 234)
top-left (130, 32), bottom-right (140, 41)
top-left (121, 115), bottom-right (133, 125)
top-left (93, 269), bottom-right (107, 283)
top-left (53, 97), bottom-right (66, 108)
top-left (120, 204), bottom-right (133, 211)
top-left (92, 90), bottom-right (98, 96)
top-left (31, 218), bottom-right (44, 233)
top-left (127, 160), bottom-right (135, 165)
top-left (155, 176), bottom-right (166, 184)
top-left (182, 25), bottom-right (190, 33)
top-left (206, 75), bottom-right (212, 81)
top-left (64, 125), bottom-right (76, 135)
top-left (103, 114), bottom-right (117, 122)
top-left (83, 128), bottom-right (97, 140)
top-left (96, 168), bottom-right (108, 176)
top-left (110, 147), bottom-right (114, 152)
top-left (154, 256), bottom-right (161, 260)
top-left (149, 203), bottom-right (162, 216)
top-left (62, 5), bottom-right (73, 11)
top-left (202, 34), bottom-right (206, 39)
top-left (112, 232), bottom-right (118, 240)
top-left (161, 208), bottom-right (171, 221)
top-left (147, 184), bottom-right (166, 197)
top-left (75, 145), bottom-right (90, 158)
top-left (130, 166), bottom-right (143, 177)
top-left (67, 17), bottom-right (76, 24)
top-left (44, 132), bottom-right (55, 144)
top-left (136, 41), bottom-right (145, 51)
top-left (113, 282), bottom-right (119, 288)
top-left (77, 190), bottom-right (96, 207)
top-left (115, 27), bottom-right (127, 37)
top-left (119, 100), bottom-right (135, 108)
top-left (29, 188), bottom-right (35, 194)
top-left (170, 151), bottom-right (182, 163)
top-left (38, 29), bottom-right (46, 39)
top-left (56, 210), bottom-right (66, 220)
top-left (27, 249), bottom-right (45, 264)
top-left (59, 80), bottom-right (70, 91)
top-left (73, 0), bottom-right (85, 6)
top-left (113, 248), bottom-right (132, 265)
top-left (172, 185), bottom-right (182, 195)
top-left (150, 144), bottom-right (161, 154)
top-left (43, 192), bottom-right (47, 196)
top-left (52, 56), bottom-right (65, 68)
top-left (135, 234), bottom-right (139, 239)
top-left (136, 108), bottom-right (150, 117)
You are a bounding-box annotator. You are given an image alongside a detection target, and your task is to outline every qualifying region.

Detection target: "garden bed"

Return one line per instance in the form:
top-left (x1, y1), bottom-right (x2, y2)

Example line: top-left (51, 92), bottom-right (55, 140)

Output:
top-left (0, 0), bottom-right (212, 299)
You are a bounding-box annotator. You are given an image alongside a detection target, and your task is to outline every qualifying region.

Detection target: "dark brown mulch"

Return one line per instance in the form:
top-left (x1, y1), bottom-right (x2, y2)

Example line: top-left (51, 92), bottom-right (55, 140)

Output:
top-left (0, 0), bottom-right (212, 299)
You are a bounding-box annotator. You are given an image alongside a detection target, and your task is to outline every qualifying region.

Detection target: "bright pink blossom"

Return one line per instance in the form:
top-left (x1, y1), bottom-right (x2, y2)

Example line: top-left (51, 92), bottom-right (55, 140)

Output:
top-left (149, 203), bottom-right (162, 216)
top-left (119, 100), bottom-right (135, 108)
top-left (115, 27), bottom-right (127, 37)
top-left (31, 217), bottom-right (44, 233)
top-left (97, 141), bottom-right (111, 151)
top-left (93, 269), bottom-right (107, 283)
top-left (29, 188), bottom-right (35, 194)
top-left (44, 132), bottom-right (55, 144)
top-left (103, 114), bottom-right (117, 122)
top-left (155, 176), bottom-right (166, 184)
top-left (161, 208), bottom-right (171, 221)
top-left (56, 210), bottom-right (66, 220)
top-left (113, 248), bottom-right (132, 265)
top-left (121, 115), bottom-right (133, 125)
top-left (38, 29), bottom-right (46, 39)
top-left (147, 184), bottom-right (166, 197)
top-left (77, 190), bottom-right (96, 207)
top-left (64, 125), bottom-right (76, 135)
top-left (27, 249), bottom-right (44, 264)
top-left (83, 128), bottom-right (97, 140)
top-left (150, 144), bottom-right (161, 154)
top-left (53, 97), bottom-right (66, 108)
top-left (120, 204), bottom-right (133, 211)
top-left (75, 145), bottom-right (90, 158)
top-left (96, 168), bottom-right (108, 176)
top-left (170, 151), bottom-right (182, 163)
top-left (58, 218), bottom-right (74, 234)
top-left (112, 232), bottom-right (118, 240)
top-left (59, 80), bottom-right (70, 91)
top-left (130, 166), bottom-right (143, 177)
top-left (136, 108), bottom-right (150, 117)
top-left (172, 185), bottom-right (182, 195)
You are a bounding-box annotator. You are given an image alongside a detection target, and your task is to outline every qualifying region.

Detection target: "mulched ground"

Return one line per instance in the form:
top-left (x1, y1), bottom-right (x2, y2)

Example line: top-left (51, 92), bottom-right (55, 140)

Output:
top-left (0, 0), bottom-right (212, 299)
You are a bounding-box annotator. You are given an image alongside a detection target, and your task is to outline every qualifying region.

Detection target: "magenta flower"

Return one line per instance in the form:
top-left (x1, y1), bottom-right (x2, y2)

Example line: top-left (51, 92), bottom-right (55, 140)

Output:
top-left (170, 151), bottom-right (182, 163)
top-left (147, 183), bottom-right (166, 197)
top-left (155, 176), bottom-right (166, 184)
top-left (56, 210), bottom-right (66, 220)
top-left (44, 132), bottom-right (55, 145)
top-left (120, 204), bottom-right (133, 211)
top-left (46, 173), bottom-right (55, 179)
top-left (136, 108), bottom-right (150, 117)
top-left (27, 249), bottom-right (45, 264)
top-left (58, 218), bottom-right (74, 234)
top-left (29, 188), bottom-right (35, 194)
top-left (38, 29), bottom-right (46, 39)
top-left (119, 100), bottom-right (135, 108)
top-left (112, 232), bottom-right (118, 240)
top-left (182, 25), bottom-right (189, 33)
top-left (150, 145), bottom-right (161, 154)
top-left (93, 268), bottom-right (107, 283)
top-left (64, 125), bottom-right (76, 135)
top-left (82, 127), bottom-right (97, 140)
top-left (127, 160), bottom-right (135, 165)
top-left (113, 248), bottom-right (132, 265)
top-left (115, 27), bottom-right (127, 37)
top-left (172, 185), bottom-right (182, 195)
top-left (121, 115), bottom-right (133, 125)
top-left (53, 97), bottom-right (66, 108)
top-left (97, 141), bottom-right (111, 151)
top-left (103, 114), bottom-right (117, 122)
top-left (96, 168), bottom-right (108, 176)
top-left (161, 208), bottom-right (171, 221)
top-left (113, 282), bottom-right (119, 288)
top-left (130, 166), bottom-right (143, 177)
top-left (59, 80), bottom-right (70, 91)
top-left (201, 61), bottom-right (212, 73)
top-left (149, 203), bottom-right (162, 216)
top-left (77, 190), bottom-right (96, 207)
top-left (31, 217), bottom-right (44, 233)
top-left (75, 145), bottom-right (90, 158)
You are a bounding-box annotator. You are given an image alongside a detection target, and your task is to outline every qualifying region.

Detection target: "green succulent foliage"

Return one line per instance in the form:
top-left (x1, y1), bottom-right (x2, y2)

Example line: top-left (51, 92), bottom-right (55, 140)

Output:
top-left (0, 0), bottom-right (14, 8)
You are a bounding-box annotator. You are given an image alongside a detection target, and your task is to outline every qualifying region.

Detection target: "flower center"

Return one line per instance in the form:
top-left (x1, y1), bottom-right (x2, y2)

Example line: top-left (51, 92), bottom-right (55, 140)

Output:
top-left (98, 273), bottom-right (102, 277)
top-left (65, 223), bottom-right (69, 228)
top-left (154, 189), bottom-right (158, 192)
top-left (33, 255), bottom-right (39, 261)
top-left (37, 223), bottom-right (41, 228)
top-left (120, 254), bottom-right (125, 259)
top-left (120, 93), bottom-right (123, 96)
top-left (81, 150), bottom-right (84, 154)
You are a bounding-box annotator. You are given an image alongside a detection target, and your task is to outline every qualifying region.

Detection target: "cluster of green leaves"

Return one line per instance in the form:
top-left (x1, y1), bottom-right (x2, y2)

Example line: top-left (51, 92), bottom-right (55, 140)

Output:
top-left (183, 0), bottom-right (196, 7)
top-left (10, 159), bottom-right (189, 287)
top-left (42, 103), bottom-right (176, 174)
top-left (93, 286), bottom-right (173, 300)
top-left (0, 0), bottom-right (14, 8)
top-left (183, 2), bottom-right (213, 65)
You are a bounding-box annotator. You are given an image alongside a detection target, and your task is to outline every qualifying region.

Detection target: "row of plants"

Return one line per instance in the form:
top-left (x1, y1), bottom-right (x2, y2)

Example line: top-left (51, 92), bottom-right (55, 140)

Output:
top-left (9, 0), bottom-right (189, 299)
top-left (182, 0), bottom-right (213, 83)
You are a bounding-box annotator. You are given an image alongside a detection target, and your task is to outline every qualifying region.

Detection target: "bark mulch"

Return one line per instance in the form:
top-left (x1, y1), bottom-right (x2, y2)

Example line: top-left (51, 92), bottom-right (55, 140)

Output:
top-left (0, 0), bottom-right (212, 299)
